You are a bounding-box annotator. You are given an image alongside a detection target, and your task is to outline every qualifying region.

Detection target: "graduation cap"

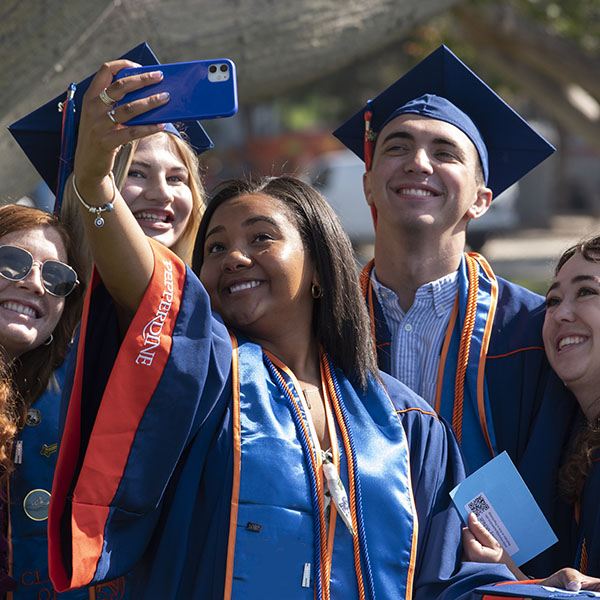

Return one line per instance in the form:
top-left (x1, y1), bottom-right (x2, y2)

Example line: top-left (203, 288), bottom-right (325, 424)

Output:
top-left (8, 42), bottom-right (213, 213)
top-left (333, 45), bottom-right (555, 198)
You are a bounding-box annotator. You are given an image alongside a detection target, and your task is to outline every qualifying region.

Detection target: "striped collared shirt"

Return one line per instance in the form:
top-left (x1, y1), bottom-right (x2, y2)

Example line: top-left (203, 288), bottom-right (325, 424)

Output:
top-left (371, 269), bottom-right (458, 407)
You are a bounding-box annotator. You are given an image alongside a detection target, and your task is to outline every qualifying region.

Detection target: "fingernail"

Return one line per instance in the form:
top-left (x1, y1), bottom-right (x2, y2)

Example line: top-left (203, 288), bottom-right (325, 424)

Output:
top-left (567, 580), bottom-right (581, 592)
top-left (150, 70), bottom-right (163, 80)
top-left (158, 92), bottom-right (170, 101)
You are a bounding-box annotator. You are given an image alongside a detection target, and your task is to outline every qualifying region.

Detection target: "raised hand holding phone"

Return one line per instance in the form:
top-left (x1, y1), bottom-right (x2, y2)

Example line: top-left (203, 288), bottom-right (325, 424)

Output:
top-left (75, 60), bottom-right (168, 183)
top-left (114, 59), bottom-right (238, 125)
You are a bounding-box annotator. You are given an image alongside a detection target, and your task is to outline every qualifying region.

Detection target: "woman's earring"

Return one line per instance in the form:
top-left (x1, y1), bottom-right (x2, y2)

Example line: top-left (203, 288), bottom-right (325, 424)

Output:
top-left (43, 334), bottom-right (54, 346)
top-left (311, 283), bottom-right (323, 299)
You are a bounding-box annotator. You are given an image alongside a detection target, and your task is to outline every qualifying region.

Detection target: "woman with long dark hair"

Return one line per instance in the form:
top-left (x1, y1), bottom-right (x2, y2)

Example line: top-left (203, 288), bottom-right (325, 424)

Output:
top-left (47, 58), bottom-right (519, 600)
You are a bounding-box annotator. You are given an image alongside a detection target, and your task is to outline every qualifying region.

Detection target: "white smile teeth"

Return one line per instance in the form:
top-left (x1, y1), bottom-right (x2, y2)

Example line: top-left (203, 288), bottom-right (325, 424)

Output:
top-left (398, 188), bottom-right (434, 197)
top-left (1, 301), bottom-right (37, 318)
top-left (135, 212), bottom-right (167, 223)
top-left (558, 335), bottom-right (586, 350)
top-left (229, 281), bottom-right (260, 294)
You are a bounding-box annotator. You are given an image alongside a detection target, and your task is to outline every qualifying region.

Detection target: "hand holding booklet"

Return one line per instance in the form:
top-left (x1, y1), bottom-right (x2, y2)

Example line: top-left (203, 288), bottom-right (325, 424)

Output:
top-left (450, 451), bottom-right (557, 567)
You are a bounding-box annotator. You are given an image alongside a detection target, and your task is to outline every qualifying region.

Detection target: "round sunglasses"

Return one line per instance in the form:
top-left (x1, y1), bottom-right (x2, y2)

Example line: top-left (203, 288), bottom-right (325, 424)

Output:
top-left (0, 245), bottom-right (79, 297)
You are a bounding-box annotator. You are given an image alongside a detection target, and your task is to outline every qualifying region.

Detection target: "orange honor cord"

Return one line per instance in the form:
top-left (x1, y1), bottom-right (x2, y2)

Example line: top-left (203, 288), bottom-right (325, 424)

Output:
top-left (580, 537), bottom-right (589, 575)
top-left (573, 501), bottom-right (588, 574)
top-left (223, 334), bottom-right (242, 600)
top-left (389, 405), bottom-right (419, 600)
top-left (470, 254), bottom-right (498, 456)
top-left (451, 254), bottom-right (480, 443)
top-left (359, 261), bottom-right (378, 360)
top-left (319, 376), bottom-right (343, 584)
top-left (265, 353), bottom-right (330, 600)
top-left (322, 357), bottom-right (367, 600)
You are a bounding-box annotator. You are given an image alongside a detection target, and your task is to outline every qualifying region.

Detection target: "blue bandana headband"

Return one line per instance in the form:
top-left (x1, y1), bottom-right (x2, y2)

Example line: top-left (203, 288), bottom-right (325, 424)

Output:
top-left (380, 94), bottom-right (489, 185)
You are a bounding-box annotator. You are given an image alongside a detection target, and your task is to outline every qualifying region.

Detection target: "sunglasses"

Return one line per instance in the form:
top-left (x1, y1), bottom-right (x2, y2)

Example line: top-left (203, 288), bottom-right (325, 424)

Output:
top-left (0, 245), bottom-right (79, 297)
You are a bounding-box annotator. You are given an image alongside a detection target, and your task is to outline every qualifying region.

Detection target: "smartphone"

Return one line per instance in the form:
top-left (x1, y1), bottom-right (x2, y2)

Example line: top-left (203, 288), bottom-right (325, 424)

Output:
top-left (114, 59), bottom-right (238, 125)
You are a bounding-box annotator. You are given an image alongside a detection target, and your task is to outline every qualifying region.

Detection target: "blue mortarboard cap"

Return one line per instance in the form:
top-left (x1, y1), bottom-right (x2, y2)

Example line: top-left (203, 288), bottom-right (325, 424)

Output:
top-left (8, 42), bottom-right (213, 197)
top-left (333, 45), bottom-right (555, 198)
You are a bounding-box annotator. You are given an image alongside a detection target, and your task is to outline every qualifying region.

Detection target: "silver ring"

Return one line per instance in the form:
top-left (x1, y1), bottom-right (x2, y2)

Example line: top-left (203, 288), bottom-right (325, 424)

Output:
top-left (107, 109), bottom-right (118, 126)
top-left (99, 88), bottom-right (117, 107)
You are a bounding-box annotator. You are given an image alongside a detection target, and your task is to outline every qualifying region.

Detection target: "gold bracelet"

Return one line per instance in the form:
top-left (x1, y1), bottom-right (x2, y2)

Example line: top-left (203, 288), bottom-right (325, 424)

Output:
top-left (72, 172), bottom-right (116, 228)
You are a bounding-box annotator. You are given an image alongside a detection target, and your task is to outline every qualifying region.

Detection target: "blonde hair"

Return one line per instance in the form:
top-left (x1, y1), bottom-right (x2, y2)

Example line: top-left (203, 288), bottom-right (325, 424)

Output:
top-left (61, 131), bottom-right (206, 272)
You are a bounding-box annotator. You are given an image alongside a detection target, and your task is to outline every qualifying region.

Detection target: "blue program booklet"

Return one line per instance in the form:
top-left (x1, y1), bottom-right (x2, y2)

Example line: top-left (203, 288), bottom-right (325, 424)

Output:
top-left (475, 583), bottom-right (600, 598)
top-left (450, 451), bottom-right (558, 566)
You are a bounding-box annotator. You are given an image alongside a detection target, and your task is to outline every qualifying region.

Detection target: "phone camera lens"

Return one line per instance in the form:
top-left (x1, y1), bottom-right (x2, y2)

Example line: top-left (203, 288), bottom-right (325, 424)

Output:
top-left (209, 65), bottom-right (217, 73)
top-left (220, 64), bottom-right (229, 72)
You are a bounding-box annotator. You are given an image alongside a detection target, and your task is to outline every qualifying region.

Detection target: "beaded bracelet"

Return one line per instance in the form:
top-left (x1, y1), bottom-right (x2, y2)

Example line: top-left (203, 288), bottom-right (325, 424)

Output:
top-left (71, 172), bottom-right (116, 227)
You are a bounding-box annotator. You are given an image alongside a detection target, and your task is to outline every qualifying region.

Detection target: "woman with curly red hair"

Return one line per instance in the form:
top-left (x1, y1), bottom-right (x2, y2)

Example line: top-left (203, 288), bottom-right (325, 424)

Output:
top-left (0, 204), bottom-right (85, 597)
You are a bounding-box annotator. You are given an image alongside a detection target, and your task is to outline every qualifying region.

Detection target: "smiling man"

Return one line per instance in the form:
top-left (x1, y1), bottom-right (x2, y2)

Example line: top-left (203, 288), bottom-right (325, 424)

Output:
top-left (334, 45), bottom-right (575, 472)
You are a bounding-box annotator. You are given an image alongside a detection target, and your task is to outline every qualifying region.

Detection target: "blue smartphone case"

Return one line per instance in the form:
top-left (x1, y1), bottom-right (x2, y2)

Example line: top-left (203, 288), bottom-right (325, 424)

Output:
top-left (114, 59), bottom-right (238, 125)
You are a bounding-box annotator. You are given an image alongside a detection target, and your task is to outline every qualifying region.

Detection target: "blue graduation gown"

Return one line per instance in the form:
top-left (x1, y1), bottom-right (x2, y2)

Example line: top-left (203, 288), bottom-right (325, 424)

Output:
top-left (579, 456), bottom-right (600, 576)
top-left (49, 242), bottom-right (512, 599)
top-left (361, 254), bottom-right (576, 473)
top-left (519, 403), bottom-right (599, 578)
top-left (7, 360), bottom-right (128, 600)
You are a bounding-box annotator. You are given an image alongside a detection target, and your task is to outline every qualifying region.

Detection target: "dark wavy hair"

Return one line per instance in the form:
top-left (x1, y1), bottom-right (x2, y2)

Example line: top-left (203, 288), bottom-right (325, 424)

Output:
top-left (0, 204), bottom-right (86, 419)
top-left (560, 418), bottom-right (600, 504)
top-left (192, 176), bottom-right (378, 388)
top-left (554, 235), bottom-right (600, 275)
top-left (553, 235), bottom-right (600, 502)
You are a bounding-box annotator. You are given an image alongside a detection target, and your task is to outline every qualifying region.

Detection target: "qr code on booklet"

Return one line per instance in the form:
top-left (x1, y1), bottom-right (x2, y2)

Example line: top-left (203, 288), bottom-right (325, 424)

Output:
top-left (464, 491), bottom-right (519, 556)
top-left (467, 494), bottom-right (491, 518)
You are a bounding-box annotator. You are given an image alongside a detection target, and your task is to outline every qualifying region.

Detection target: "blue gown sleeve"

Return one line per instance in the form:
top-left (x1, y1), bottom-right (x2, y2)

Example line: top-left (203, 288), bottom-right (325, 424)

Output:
top-left (49, 241), bottom-right (233, 592)
top-left (381, 372), bottom-right (515, 600)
